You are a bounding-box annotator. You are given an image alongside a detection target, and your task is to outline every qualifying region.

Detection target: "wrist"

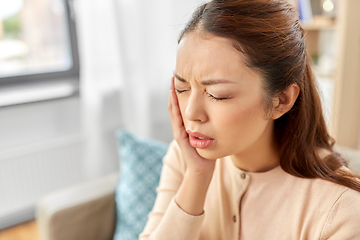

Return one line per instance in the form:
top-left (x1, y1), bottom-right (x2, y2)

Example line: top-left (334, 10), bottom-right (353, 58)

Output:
top-left (175, 169), bottom-right (214, 216)
top-left (185, 169), bottom-right (214, 184)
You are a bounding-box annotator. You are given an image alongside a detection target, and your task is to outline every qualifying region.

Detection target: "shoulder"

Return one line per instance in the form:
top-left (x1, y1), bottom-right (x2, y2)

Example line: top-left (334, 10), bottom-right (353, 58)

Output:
top-left (319, 187), bottom-right (360, 239)
top-left (327, 187), bottom-right (360, 214)
top-left (286, 174), bottom-right (360, 239)
top-left (164, 140), bottom-right (181, 160)
top-left (162, 140), bottom-right (187, 174)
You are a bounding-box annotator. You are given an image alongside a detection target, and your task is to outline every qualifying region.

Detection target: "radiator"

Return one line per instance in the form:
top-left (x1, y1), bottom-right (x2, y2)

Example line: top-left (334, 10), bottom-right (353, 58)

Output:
top-left (0, 134), bottom-right (85, 230)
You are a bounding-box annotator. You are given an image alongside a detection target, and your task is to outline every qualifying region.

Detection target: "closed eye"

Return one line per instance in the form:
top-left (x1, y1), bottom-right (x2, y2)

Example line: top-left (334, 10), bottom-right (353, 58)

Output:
top-left (207, 93), bottom-right (229, 101)
top-left (176, 88), bottom-right (229, 101)
top-left (175, 89), bottom-right (188, 94)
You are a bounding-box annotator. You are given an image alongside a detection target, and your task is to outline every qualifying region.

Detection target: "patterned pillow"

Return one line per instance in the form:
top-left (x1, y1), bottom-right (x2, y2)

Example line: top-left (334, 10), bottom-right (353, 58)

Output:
top-left (113, 129), bottom-right (169, 240)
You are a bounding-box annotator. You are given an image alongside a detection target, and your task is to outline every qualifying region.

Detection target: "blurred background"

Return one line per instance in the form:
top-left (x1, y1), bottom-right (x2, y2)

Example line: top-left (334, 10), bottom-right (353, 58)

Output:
top-left (0, 0), bottom-right (359, 235)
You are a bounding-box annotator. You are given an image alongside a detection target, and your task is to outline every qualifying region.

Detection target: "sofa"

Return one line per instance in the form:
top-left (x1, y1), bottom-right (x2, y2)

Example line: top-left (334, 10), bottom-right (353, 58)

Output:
top-left (36, 141), bottom-right (360, 240)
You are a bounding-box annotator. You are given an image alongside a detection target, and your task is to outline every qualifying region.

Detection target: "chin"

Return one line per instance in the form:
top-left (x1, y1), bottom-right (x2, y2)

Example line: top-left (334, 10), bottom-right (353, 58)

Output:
top-left (196, 148), bottom-right (227, 160)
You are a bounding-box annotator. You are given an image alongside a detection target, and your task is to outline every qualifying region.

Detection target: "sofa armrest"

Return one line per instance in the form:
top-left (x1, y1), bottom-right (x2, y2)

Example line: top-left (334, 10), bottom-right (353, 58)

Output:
top-left (37, 172), bottom-right (119, 240)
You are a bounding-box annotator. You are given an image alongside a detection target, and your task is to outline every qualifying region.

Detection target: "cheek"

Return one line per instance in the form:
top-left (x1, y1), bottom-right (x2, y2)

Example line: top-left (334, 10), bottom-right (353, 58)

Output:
top-left (213, 101), bottom-right (267, 136)
top-left (217, 107), bottom-right (251, 128)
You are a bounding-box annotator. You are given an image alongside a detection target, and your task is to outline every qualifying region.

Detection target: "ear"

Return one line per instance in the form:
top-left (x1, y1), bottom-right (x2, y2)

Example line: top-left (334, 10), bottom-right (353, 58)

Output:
top-left (271, 83), bottom-right (300, 120)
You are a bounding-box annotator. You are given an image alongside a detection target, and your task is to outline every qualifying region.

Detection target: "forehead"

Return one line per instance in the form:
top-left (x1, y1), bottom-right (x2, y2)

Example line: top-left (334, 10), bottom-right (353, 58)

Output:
top-left (176, 32), bottom-right (256, 81)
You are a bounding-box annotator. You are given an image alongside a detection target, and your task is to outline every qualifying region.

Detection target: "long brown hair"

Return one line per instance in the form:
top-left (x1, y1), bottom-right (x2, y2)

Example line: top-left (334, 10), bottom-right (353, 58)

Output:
top-left (180, 0), bottom-right (360, 191)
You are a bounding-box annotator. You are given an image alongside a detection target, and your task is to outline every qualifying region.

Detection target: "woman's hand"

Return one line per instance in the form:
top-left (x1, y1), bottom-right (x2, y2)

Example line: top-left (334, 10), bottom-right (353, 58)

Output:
top-left (168, 77), bottom-right (217, 176)
top-left (168, 76), bottom-right (216, 215)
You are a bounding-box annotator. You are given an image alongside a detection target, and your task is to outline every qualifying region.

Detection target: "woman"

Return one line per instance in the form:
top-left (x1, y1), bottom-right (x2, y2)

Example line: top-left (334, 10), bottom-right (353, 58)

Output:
top-left (140, 0), bottom-right (360, 239)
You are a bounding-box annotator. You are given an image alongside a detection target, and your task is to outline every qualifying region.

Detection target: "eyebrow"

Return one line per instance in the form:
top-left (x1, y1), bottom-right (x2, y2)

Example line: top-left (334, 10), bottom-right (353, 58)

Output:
top-left (173, 73), bottom-right (235, 86)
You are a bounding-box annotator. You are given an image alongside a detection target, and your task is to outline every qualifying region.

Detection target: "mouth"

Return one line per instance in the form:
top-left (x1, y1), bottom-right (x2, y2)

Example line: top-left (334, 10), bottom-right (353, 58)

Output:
top-left (186, 130), bottom-right (214, 149)
top-left (194, 137), bottom-right (208, 140)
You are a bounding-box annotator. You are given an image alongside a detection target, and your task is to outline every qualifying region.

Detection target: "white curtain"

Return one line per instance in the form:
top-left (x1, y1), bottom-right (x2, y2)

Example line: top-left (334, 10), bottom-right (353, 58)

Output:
top-left (114, 0), bottom-right (206, 142)
top-left (74, 0), bottom-right (205, 178)
top-left (75, 0), bottom-right (125, 178)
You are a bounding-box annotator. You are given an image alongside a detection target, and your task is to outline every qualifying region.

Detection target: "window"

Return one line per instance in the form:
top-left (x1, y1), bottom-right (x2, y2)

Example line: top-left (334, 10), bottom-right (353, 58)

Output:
top-left (0, 0), bottom-right (80, 107)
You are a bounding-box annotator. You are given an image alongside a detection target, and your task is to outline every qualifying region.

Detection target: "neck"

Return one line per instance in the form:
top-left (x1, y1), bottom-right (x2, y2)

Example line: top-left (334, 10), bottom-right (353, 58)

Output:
top-left (230, 120), bottom-right (280, 172)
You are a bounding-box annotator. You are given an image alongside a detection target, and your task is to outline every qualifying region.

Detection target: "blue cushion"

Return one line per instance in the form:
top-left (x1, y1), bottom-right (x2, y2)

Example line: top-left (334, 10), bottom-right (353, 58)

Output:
top-left (113, 129), bottom-right (169, 240)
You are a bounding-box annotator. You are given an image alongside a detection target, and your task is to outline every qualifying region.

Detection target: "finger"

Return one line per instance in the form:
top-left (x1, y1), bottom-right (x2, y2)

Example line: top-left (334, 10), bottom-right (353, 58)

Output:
top-left (171, 76), bottom-right (175, 90)
top-left (169, 77), bottom-right (182, 124)
top-left (170, 100), bottom-right (184, 138)
top-left (170, 92), bottom-right (184, 132)
top-left (168, 76), bottom-right (176, 111)
top-left (168, 78), bottom-right (188, 141)
top-left (170, 77), bottom-right (177, 108)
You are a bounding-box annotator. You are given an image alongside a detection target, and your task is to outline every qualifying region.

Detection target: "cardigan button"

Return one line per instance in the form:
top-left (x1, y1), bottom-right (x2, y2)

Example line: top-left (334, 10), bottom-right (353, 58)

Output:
top-left (241, 173), bottom-right (246, 179)
top-left (233, 215), bottom-right (237, 222)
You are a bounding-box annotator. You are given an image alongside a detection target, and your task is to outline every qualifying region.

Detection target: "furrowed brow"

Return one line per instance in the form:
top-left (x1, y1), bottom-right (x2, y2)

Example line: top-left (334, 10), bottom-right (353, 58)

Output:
top-left (173, 73), bottom-right (188, 83)
top-left (173, 73), bottom-right (234, 85)
top-left (200, 79), bottom-right (234, 85)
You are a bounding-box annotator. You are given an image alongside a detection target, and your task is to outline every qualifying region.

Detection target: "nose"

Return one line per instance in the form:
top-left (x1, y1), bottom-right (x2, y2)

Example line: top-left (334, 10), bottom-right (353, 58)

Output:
top-left (184, 91), bottom-right (208, 123)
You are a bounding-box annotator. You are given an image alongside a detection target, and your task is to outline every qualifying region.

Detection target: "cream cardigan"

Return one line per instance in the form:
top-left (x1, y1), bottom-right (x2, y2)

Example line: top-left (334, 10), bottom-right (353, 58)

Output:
top-left (140, 141), bottom-right (360, 240)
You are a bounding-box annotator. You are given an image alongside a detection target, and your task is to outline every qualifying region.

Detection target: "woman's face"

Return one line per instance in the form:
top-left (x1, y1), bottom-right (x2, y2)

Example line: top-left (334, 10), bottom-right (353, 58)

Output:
top-left (174, 32), bottom-right (275, 160)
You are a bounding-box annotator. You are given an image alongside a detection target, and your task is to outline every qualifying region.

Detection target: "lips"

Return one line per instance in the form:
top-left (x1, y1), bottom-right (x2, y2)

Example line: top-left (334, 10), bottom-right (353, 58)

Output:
top-left (186, 130), bottom-right (214, 149)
